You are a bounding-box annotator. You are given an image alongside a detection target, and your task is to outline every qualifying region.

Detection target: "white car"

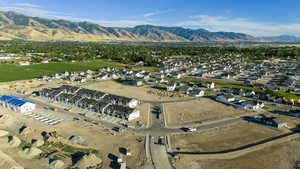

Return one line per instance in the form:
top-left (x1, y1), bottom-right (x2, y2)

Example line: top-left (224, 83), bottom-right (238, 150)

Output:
top-left (188, 127), bottom-right (197, 132)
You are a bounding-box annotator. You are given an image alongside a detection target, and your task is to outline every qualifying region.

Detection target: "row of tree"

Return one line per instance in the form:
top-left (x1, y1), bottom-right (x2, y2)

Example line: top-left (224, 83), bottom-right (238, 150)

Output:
top-left (0, 40), bottom-right (299, 66)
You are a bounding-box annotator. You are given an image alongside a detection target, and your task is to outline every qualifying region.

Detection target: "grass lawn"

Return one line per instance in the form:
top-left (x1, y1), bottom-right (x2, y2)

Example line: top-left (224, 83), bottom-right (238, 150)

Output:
top-left (0, 60), bottom-right (155, 82)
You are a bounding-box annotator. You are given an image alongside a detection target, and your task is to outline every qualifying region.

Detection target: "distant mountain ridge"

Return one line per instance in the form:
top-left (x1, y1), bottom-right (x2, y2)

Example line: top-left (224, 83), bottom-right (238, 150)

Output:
top-left (0, 11), bottom-right (260, 42)
top-left (259, 35), bottom-right (300, 42)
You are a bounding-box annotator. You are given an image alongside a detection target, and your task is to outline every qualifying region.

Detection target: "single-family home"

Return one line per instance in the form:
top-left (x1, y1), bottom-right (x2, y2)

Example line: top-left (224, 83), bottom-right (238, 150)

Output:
top-left (187, 89), bottom-right (205, 97)
top-left (166, 83), bottom-right (177, 91)
top-left (205, 82), bottom-right (215, 89)
top-left (216, 95), bottom-right (235, 104)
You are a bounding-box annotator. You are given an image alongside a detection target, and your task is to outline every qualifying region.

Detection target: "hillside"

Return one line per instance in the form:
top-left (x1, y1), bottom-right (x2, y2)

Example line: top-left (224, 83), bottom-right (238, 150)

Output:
top-left (0, 11), bottom-right (259, 42)
top-left (260, 35), bottom-right (300, 42)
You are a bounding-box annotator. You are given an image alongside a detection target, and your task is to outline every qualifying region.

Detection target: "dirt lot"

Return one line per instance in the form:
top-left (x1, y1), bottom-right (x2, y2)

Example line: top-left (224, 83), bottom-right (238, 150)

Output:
top-left (83, 80), bottom-right (189, 102)
top-left (0, 79), bottom-right (76, 97)
top-left (170, 122), bottom-right (284, 152)
top-left (165, 98), bottom-right (247, 126)
top-left (173, 139), bottom-right (300, 169)
top-left (0, 106), bottom-right (147, 169)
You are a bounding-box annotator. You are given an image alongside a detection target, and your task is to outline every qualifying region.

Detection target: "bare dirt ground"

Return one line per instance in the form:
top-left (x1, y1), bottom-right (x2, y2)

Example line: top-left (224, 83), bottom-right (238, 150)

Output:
top-left (0, 79), bottom-right (149, 169)
top-left (0, 80), bottom-right (64, 95)
top-left (0, 150), bottom-right (25, 169)
top-left (0, 106), bottom-right (147, 169)
top-left (165, 98), bottom-right (247, 126)
top-left (170, 122), bottom-right (284, 152)
top-left (173, 139), bottom-right (300, 169)
top-left (0, 139), bottom-right (47, 169)
top-left (83, 80), bottom-right (190, 101)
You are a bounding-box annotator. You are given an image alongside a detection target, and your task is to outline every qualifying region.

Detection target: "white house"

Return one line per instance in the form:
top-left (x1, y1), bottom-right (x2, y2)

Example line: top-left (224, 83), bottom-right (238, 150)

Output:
top-left (166, 83), bottom-right (177, 91)
top-left (273, 118), bottom-right (288, 128)
top-left (128, 99), bottom-right (139, 108)
top-left (128, 110), bottom-right (140, 121)
top-left (216, 95), bottom-right (235, 104)
top-left (205, 82), bottom-right (215, 89)
top-left (238, 101), bottom-right (264, 110)
top-left (17, 62), bottom-right (30, 66)
top-left (187, 89), bottom-right (205, 97)
top-left (0, 56), bottom-right (12, 60)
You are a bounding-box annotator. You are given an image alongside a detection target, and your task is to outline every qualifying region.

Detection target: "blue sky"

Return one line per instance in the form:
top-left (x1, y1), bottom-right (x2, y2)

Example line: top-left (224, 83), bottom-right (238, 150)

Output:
top-left (1, 0), bottom-right (300, 36)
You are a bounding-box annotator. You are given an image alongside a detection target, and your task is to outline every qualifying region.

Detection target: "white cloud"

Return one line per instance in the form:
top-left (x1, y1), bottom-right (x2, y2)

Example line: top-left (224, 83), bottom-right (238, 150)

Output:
top-left (143, 12), bottom-right (157, 17)
top-left (143, 10), bottom-right (171, 18)
top-left (0, 2), bottom-right (156, 27)
top-left (13, 3), bottom-right (41, 8)
top-left (178, 15), bottom-right (300, 36)
top-left (0, 3), bottom-right (71, 20)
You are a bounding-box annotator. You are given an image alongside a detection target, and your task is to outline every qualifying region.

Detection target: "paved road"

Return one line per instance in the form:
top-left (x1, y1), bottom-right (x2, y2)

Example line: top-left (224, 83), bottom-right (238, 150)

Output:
top-left (149, 136), bottom-right (173, 169)
top-left (136, 104), bottom-right (181, 136)
top-left (142, 97), bottom-right (198, 104)
top-left (144, 104), bottom-right (174, 169)
top-left (136, 117), bottom-right (242, 136)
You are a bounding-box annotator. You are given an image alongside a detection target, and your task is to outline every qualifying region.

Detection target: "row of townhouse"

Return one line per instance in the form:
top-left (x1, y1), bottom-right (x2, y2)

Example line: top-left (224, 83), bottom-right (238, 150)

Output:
top-left (39, 85), bottom-right (139, 121)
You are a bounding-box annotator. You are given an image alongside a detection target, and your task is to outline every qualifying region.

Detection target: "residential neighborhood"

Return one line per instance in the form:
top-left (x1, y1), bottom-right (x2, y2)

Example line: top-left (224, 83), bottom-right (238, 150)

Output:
top-left (0, 4), bottom-right (299, 168)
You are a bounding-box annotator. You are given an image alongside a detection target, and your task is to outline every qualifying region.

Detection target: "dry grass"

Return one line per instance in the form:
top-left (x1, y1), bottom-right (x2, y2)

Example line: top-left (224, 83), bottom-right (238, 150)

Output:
top-left (165, 98), bottom-right (246, 126)
top-left (1, 26), bottom-right (135, 41)
top-left (171, 122), bottom-right (283, 152)
top-left (174, 139), bottom-right (300, 169)
top-left (83, 80), bottom-right (185, 102)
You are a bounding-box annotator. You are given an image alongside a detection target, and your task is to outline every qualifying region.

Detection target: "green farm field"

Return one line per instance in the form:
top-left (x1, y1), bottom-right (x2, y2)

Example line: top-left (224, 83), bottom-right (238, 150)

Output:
top-left (0, 60), bottom-right (154, 82)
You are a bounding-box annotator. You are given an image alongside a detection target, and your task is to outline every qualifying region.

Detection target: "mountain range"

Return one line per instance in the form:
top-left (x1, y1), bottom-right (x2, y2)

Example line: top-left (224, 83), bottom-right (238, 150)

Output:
top-left (0, 11), bottom-right (299, 43)
top-left (259, 35), bottom-right (300, 42)
top-left (0, 11), bottom-right (262, 42)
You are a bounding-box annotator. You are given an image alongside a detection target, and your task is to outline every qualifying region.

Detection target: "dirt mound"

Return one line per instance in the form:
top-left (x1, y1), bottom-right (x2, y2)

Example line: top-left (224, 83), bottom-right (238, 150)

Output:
top-left (23, 147), bottom-right (42, 158)
top-left (31, 139), bottom-right (44, 147)
top-left (0, 114), bottom-right (14, 127)
top-left (0, 150), bottom-right (24, 169)
top-left (69, 135), bottom-right (86, 144)
top-left (19, 126), bottom-right (34, 137)
top-left (72, 153), bottom-right (103, 169)
top-left (0, 130), bottom-right (9, 137)
top-left (49, 160), bottom-right (65, 169)
top-left (7, 136), bottom-right (21, 148)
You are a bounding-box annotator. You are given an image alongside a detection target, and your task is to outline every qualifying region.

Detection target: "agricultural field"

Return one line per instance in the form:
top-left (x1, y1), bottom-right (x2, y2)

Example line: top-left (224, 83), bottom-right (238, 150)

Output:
top-left (0, 60), bottom-right (154, 82)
